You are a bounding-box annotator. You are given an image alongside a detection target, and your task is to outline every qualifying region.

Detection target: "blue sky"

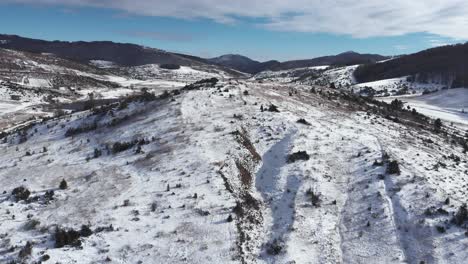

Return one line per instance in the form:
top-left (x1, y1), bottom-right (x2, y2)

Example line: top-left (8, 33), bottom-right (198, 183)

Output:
top-left (0, 1), bottom-right (464, 61)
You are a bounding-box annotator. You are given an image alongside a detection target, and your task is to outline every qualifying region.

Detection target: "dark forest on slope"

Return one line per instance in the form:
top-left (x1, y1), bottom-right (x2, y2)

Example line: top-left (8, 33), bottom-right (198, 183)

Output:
top-left (354, 43), bottom-right (468, 87)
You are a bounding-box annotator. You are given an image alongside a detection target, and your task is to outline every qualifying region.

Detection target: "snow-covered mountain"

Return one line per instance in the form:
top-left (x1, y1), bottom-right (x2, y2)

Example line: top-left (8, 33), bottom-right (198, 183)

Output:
top-left (210, 52), bottom-right (386, 74)
top-left (0, 38), bottom-right (467, 264)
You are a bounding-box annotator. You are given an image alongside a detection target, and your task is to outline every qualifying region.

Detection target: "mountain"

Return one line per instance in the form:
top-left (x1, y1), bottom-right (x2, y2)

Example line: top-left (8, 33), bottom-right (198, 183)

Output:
top-left (1, 75), bottom-right (467, 263)
top-left (0, 34), bottom-right (212, 68)
top-left (354, 43), bottom-right (468, 87)
top-left (1, 33), bottom-right (468, 264)
top-left (210, 51), bottom-right (387, 74)
top-left (279, 51), bottom-right (387, 70)
top-left (208, 54), bottom-right (265, 74)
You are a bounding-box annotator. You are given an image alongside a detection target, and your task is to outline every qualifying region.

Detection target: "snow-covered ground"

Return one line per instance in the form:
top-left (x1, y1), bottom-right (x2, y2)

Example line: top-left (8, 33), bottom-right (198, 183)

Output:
top-left (381, 88), bottom-right (468, 128)
top-left (1, 81), bottom-right (467, 263)
top-left (353, 77), bottom-right (445, 95)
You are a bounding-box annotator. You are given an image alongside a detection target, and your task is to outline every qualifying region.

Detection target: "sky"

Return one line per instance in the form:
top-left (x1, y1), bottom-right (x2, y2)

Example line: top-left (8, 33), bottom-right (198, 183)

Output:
top-left (0, 1), bottom-right (466, 61)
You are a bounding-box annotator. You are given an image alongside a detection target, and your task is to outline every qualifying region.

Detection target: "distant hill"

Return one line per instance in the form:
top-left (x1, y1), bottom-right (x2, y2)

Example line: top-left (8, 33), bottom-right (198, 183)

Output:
top-left (209, 51), bottom-right (387, 74)
top-left (0, 34), bottom-right (387, 75)
top-left (0, 34), bottom-right (210, 68)
top-left (354, 43), bottom-right (468, 87)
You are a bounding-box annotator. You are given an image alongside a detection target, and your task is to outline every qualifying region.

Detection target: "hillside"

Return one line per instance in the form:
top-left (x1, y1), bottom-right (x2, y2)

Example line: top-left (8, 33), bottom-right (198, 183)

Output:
top-left (0, 34), bottom-right (214, 68)
top-left (0, 47), bottom-right (240, 133)
top-left (354, 43), bottom-right (468, 87)
top-left (1, 76), bottom-right (467, 263)
top-left (210, 52), bottom-right (386, 74)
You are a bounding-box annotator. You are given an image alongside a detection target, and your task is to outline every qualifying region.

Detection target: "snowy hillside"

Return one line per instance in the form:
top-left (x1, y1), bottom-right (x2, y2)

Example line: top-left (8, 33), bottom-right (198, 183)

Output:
top-left (1, 78), bottom-right (467, 263)
top-left (381, 88), bottom-right (468, 128)
top-left (0, 48), bottom-right (240, 132)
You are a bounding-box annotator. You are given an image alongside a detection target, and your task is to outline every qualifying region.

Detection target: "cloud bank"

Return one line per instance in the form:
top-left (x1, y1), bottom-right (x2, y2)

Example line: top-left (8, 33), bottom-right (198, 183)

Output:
top-left (6, 0), bottom-right (468, 39)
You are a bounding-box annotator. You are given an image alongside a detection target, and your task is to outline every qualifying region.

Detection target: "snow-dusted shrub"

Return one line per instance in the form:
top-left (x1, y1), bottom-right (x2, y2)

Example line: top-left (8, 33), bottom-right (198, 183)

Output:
top-left (297, 118), bottom-right (311, 126)
top-left (54, 227), bottom-right (82, 248)
top-left (287, 151), bottom-right (310, 163)
top-left (226, 214), bottom-right (233, 222)
top-left (23, 219), bottom-right (40, 231)
top-left (386, 160), bottom-right (400, 175)
top-left (59, 179), bottom-right (68, 190)
top-left (453, 204), bottom-right (468, 226)
top-left (267, 104), bottom-right (280, 112)
top-left (18, 241), bottom-right (32, 259)
top-left (65, 122), bottom-right (97, 137)
top-left (435, 225), bottom-right (446, 233)
top-left (80, 225), bottom-right (93, 237)
top-left (12, 186), bottom-right (30, 201)
top-left (265, 239), bottom-right (284, 255)
top-left (434, 118), bottom-right (443, 132)
top-left (306, 188), bottom-right (321, 207)
top-left (111, 141), bottom-right (136, 154)
top-left (93, 148), bottom-right (102, 158)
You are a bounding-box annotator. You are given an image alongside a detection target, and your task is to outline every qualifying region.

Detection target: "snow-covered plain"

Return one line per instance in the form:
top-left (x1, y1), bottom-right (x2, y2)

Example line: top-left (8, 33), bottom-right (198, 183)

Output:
top-left (1, 80), bottom-right (467, 263)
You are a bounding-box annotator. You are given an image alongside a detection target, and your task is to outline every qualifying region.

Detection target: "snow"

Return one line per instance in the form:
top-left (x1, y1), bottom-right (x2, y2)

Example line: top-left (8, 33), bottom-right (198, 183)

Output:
top-left (381, 88), bottom-right (468, 127)
top-left (89, 60), bottom-right (117, 69)
top-left (354, 77), bottom-right (446, 96)
top-left (0, 48), bottom-right (467, 264)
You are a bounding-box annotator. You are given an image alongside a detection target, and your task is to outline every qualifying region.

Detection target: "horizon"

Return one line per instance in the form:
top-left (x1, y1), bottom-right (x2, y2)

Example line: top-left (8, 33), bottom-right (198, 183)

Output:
top-left (1, 1), bottom-right (466, 61)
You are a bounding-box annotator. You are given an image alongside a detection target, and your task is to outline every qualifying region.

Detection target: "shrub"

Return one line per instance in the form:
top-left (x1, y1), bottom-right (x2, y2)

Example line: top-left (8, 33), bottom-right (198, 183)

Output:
top-left (453, 204), bottom-right (468, 226)
top-left (59, 179), bottom-right (68, 190)
top-left (265, 239), bottom-right (284, 255)
top-left (434, 118), bottom-right (442, 132)
top-left (23, 219), bottom-right (40, 231)
top-left (65, 122), bottom-right (97, 137)
top-left (297, 118), bottom-right (311, 125)
top-left (227, 214), bottom-right (233, 222)
top-left (287, 151), bottom-right (310, 163)
top-left (386, 160), bottom-right (401, 175)
top-left (54, 227), bottom-right (82, 248)
top-left (267, 104), bottom-right (280, 112)
top-left (306, 188), bottom-right (321, 207)
top-left (94, 148), bottom-right (102, 158)
top-left (80, 225), bottom-right (93, 237)
top-left (12, 186), bottom-right (30, 201)
top-left (112, 141), bottom-right (134, 154)
top-left (435, 225), bottom-right (446, 233)
top-left (18, 241), bottom-right (32, 259)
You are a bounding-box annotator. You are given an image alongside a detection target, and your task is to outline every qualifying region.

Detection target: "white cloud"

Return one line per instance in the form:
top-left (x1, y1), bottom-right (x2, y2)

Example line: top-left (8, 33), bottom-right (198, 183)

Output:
top-left (5, 0), bottom-right (468, 39)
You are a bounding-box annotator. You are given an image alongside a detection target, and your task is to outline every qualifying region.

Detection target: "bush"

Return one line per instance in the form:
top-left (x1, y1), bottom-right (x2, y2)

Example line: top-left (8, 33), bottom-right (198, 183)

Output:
top-left (306, 188), bottom-right (321, 207)
top-left (54, 227), bottom-right (82, 248)
top-left (435, 225), bottom-right (446, 233)
top-left (287, 151), bottom-right (310, 163)
top-left (297, 118), bottom-right (311, 125)
top-left (265, 239), bottom-right (284, 255)
top-left (65, 122), bottom-right (97, 137)
top-left (23, 219), bottom-right (40, 231)
top-left (267, 104), bottom-right (280, 112)
top-left (112, 141), bottom-right (136, 154)
top-left (386, 160), bottom-right (400, 175)
top-left (12, 186), bottom-right (30, 201)
top-left (80, 225), bottom-right (93, 237)
top-left (59, 179), bottom-right (68, 190)
top-left (94, 148), bottom-right (102, 158)
top-left (227, 214), bottom-right (233, 222)
top-left (434, 118), bottom-right (443, 132)
top-left (453, 204), bottom-right (468, 226)
top-left (18, 241), bottom-right (32, 259)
